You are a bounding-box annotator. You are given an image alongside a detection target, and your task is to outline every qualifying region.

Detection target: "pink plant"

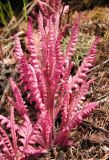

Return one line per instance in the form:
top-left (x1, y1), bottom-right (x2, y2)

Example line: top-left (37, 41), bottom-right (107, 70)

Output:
top-left (37, 0), bottom-right (62, 17)
top-left (0, 12), bottom-right (99, 159)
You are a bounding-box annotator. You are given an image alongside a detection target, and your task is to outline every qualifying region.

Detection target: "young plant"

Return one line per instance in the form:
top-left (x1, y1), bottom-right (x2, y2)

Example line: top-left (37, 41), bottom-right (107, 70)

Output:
top-left (37, 0), bottom-right (62, 17)
top-left (0, 12), bottom-right (99, 159)
top-left (23, 0), bottom-right (27, 22)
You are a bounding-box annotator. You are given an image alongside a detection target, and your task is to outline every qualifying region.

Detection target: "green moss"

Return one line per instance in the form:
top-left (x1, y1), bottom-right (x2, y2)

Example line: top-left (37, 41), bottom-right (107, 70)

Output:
top-left (62, 31), bottom-right (94, 66)
top-left (83, 0), bottom-right (93, 7)
top-left (103, 29), bottom-right (109, 41)
top-left (90, 7), bottom-right (106, 21)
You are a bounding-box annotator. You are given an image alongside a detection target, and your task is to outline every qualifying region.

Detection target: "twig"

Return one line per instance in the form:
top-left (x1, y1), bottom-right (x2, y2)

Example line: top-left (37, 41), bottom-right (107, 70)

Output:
top-left (90, 59), bottom-right (109, 71)
top-left (0, 70), bottom-right (17, 109)
top-left (82, 120), bottom-right (109, 134)
top-left (96, 94), bottom-right (109, 101)
top-left (3, 31), bottom-right (25, 43)
top-left (0, 83), bottom-right (10, 109)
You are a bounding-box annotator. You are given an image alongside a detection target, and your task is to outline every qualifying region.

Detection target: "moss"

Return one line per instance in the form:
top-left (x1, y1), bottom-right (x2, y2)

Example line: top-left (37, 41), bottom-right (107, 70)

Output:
top-left (90, 7), bottom-right (108, 21)
top-left (104, 29), bottom-right (109, 41)
top-left (83, 0), bottom-right (93, 8)
top-left (62, 31), bottom-right (94, 66)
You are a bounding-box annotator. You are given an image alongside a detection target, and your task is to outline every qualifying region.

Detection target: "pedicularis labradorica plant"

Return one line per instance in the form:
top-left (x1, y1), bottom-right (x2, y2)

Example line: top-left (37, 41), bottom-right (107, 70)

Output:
top-left (0, 0), bottom-right (99, 159)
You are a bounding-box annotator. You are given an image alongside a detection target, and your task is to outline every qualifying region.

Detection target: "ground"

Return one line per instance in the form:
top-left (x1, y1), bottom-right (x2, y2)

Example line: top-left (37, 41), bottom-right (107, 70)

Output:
top-left (0, 1), bottom-right (109, 160)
